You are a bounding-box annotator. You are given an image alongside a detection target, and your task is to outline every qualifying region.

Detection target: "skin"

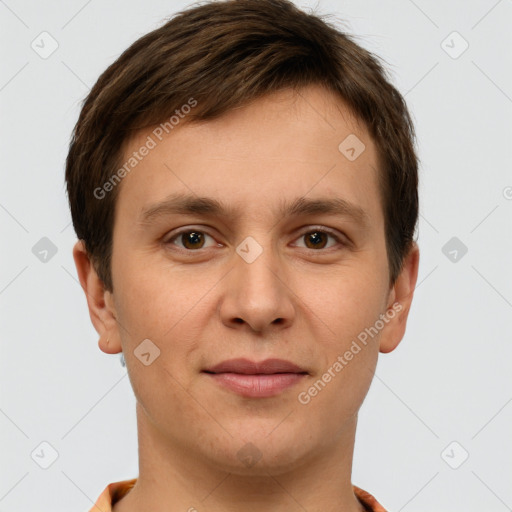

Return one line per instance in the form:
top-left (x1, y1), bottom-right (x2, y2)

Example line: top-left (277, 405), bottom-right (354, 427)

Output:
top-left (74, 84), bottom-right (419, 512)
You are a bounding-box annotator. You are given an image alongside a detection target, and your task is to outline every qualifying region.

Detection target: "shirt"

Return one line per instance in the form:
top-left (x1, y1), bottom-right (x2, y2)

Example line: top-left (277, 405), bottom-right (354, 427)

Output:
top-left (88, 478), bottom-right (388, 511)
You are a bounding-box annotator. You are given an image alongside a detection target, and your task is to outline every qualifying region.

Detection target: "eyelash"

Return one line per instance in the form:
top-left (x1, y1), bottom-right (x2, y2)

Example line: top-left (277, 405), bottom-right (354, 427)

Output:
top-left (164, 226), bottom-right (347, 252)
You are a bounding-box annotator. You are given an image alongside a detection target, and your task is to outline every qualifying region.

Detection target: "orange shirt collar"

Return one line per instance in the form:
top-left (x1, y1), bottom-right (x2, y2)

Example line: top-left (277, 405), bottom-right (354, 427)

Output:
top-left (89, 478), bottom-right (387, 511)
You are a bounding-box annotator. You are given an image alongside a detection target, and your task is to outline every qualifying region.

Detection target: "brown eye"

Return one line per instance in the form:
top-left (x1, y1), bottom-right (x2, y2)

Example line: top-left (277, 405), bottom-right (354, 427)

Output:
top-left (181, 231), bottom-right (205, 249)
top-left (166, 230), bottom-right (216, 250)
top-left (295, 229), bottom-right (341, 250)
top-left (303, 231), bottom-right (328, 249)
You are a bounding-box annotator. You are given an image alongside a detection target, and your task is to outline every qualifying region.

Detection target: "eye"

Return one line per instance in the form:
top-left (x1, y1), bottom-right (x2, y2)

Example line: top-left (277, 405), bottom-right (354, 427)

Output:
top-left (165, 229), bottom-right (218, 250)
top-left (164, 227), bottom-right (347, 252)
top-left (293, 228), bottom-right (345, 250)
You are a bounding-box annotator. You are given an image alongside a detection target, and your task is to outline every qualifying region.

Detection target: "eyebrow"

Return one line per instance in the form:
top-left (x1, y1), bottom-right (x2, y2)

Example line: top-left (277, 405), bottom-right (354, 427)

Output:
top-left (138, 193), bottom-right (370, 227)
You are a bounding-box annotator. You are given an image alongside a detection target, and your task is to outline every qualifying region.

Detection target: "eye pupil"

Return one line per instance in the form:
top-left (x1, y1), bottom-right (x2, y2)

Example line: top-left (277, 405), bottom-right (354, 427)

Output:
top-left (305, 231), bottom-right (327, 249)
top-left (171, 229), bottom-right (337, 251)
top-left (183, 231), bottom-right (204, 249)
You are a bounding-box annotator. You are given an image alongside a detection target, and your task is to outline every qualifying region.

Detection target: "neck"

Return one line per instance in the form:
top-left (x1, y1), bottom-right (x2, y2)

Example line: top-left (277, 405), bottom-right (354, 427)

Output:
top-left (113, 402), bottom-right (366, 512)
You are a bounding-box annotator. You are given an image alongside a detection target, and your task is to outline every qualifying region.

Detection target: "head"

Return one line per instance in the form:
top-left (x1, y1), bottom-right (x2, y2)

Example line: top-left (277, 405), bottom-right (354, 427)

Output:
top-left (67, 0), bottom-right (419, 474)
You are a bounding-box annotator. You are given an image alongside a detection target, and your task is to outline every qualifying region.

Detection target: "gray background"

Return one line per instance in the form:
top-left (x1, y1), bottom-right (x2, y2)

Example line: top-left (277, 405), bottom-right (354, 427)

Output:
top-left (1, 0), bottom-right (511, 511)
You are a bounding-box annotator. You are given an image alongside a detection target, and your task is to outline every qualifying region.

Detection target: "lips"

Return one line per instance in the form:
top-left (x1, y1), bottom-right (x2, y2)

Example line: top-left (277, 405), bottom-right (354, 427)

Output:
top-left (203, 358), bottom-right (308, 398)
top-left (204, 358), bottom-right (307, 375)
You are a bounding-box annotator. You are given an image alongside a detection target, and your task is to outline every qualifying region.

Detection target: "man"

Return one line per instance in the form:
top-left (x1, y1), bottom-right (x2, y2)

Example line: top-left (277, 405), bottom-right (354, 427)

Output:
top-left (66, 1), bottom-right (419, 510)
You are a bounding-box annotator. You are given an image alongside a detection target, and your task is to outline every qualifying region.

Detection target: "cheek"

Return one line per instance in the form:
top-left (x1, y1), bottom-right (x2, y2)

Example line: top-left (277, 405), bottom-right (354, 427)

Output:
top-left (303, 265), bottom-right (388, 341)
top-left (295, 347), bottom-right (377, 444)
top-left (112, 263), bottom-right (202, 422)
top-left (295, 273), bottom-right (383, 425)
top-left (113, 253), bottom-right (190, 335)
top-left (112, 256), bottom-right (217, 376)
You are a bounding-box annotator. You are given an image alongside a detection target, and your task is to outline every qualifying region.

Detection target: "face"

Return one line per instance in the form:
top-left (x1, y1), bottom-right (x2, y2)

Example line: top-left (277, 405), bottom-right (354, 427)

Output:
top-left (77, 84), bottom-right (418, 475)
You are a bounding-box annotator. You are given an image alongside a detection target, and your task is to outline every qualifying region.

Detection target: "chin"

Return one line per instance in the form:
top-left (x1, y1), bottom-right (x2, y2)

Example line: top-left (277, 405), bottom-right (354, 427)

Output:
top-left (204, 424), bottom-right (315, 476)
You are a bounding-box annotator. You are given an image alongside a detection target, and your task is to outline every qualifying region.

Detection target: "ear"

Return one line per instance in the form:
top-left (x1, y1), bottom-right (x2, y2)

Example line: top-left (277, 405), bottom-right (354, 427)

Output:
top-left (72, 240), bottom-right (122, 354)
top-left (379, 241), bottom-right (420, 354)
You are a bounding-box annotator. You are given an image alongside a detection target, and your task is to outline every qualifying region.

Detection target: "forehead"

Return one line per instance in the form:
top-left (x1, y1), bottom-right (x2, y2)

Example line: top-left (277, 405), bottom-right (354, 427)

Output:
top-left (114, 84), bottom-right (382, 226)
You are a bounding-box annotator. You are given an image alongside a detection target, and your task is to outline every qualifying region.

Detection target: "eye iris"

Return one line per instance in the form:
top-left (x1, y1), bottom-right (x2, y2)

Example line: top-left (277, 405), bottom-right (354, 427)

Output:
top-left (182, 231), bottom-right (204, 249)
top-left (177, 231), bottom-right (330, 250)
top-left (305, 231), bottom-right (327, 249)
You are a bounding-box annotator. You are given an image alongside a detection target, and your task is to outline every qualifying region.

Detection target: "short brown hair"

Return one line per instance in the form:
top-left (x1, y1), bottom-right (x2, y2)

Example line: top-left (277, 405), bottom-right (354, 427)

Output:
top-left (65, 0), bottom-right (418, 293)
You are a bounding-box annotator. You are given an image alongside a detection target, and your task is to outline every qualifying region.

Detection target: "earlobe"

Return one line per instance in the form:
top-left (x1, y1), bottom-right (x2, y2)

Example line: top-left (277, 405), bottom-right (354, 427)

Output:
top-left (98, 333), bottom-right (122, 354)
top-left (379, 242), bottom-right (420, 354)
top-left (72, 240), bottom-right (122, 354)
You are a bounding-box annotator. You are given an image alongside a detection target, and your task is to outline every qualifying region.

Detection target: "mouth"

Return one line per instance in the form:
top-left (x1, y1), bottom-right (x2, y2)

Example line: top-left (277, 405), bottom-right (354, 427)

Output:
top-left (202, 358), bottom-right (308, 398)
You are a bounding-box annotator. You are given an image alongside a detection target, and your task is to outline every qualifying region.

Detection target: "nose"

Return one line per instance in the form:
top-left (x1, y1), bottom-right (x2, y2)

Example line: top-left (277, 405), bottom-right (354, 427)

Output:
top-left (219, 242), bottom-right (295, 333)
